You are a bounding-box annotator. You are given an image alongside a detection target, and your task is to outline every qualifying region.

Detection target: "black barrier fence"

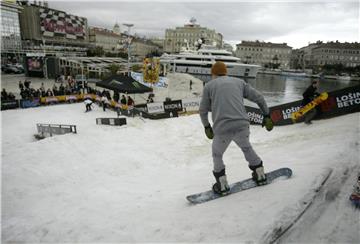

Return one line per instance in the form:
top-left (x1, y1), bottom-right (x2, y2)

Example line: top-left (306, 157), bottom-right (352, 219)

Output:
top-left (141, 110), bottom-right (178, 119)
top-left (247, 84), bottom-right (360, 126)
top-left (96, 117), bottom-right (127, 126)
top-left (3, 85), bottom-right (359, 124)
top-left (116, 106), bottom-right (178, 120)
top-left (36, 123), bottom-right (77, 137)
top-left (1, 100), bottom-right (19, 110)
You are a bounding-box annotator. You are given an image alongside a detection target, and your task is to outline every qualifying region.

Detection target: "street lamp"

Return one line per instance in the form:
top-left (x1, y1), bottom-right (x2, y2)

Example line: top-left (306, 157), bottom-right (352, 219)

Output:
top-left (123, 23), bottom-right (134, 76)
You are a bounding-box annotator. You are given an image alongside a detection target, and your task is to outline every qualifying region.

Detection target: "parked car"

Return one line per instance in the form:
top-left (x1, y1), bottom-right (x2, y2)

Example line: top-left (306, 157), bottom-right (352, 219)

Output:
top-left (13, 63), bottom-right (24, 73)
top-left (1, 64), bottom-right (23, 74)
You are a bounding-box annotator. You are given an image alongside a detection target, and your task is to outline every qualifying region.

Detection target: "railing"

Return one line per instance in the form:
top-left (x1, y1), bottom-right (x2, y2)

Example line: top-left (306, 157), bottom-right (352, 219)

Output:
top-left (36, 123), bottom-right (77, 137)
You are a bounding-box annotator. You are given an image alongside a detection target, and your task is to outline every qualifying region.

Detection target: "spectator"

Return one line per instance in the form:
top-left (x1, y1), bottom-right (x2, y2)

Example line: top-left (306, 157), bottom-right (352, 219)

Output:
top-left (19, 80), bottom-right (24, 90)
top-left (24, 80), bottom-right (31, 89)
top-left (46, 89), bottom-right (54, 97)
top-left (105, 90), bottom-right (111, 100)
top-left (127, 96), bottom-right (134, 107)
top-left (147, 93), bottom-right (154, 103)
top-left (101, 95), bottom-right (109, 111)
top-left (52, 84), bottom-right (58, 96)
top-left (59, 83), bottom-right (65, 95)
top-left (40, 82), bottom-right (45, 93)
top-left (302, 80), bottom-right (321, 124)
top-left (1, 88), bottom-right (8, 100)
top-left (7, 92), bottom-right (16, 100)
top-left (113, 92), bottom-right (120, 103)
top-left (120, 95), bottom-right (127, 105)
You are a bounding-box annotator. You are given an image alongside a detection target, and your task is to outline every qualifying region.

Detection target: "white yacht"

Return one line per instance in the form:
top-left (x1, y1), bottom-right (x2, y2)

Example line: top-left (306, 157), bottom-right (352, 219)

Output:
top-left (160, 45), bottom-right (260, 78)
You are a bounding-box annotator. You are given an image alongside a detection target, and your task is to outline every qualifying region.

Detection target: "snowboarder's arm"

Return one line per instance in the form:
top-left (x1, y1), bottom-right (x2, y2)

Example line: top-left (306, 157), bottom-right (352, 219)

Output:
top-left (199, 86), bottom-right (211, 127)
top-left (243, 83), bottom-right (269, 115)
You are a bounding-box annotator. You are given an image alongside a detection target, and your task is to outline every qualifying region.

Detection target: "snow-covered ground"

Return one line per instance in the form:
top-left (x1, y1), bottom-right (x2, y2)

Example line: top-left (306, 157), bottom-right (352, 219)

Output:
top-left (2, 100), bottom-right (359, 242)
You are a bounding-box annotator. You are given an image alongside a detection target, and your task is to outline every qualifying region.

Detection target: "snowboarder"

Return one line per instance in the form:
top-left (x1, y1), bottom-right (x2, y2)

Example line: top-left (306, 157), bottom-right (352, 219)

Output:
top-left (199, 61), bottom-right (274, 195)
top-left (84, 98), bottom-right (93, 112)
top-left (101, 95), bottom-right (109, 112)
top-left (302, 80), bottom-right (320, 124)
top-left (190, 79), bottom-right (193, 90)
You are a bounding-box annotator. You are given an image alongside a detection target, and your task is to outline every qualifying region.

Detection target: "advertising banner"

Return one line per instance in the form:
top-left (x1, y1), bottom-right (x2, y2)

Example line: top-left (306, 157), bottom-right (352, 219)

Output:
top-left (20, 99), bottom-right (40, 108)
top-left (65, 95), bottom-right (77, 102)
top-left (245, 106), bottom-right (264, 125)
top-left (318, 85), bottom-right (360, 118)
top-left (182, 97), bottom-right (201, 112)
top-left (1, 100), bottom-right (19, 110)
top-left (39, 7), bottom-right (86, 40)
top-left (254, 85), bottom-right (360, 126)
top-left (164, 100), bottom-right (183, 112)
top-left (268, 101), bottom-right (303, 126)
top-left (147, 102), bottom-right (164, 114)
top-left (44, 96), bottom-right (59, 104)
top-left (26, 57), bottom-right (44, 77)
top-left (143, 58), bottom-right (160, 84)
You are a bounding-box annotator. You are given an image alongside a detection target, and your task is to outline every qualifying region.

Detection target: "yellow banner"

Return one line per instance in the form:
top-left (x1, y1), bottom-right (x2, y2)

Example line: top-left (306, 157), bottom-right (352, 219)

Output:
top-left (143, 58), bottom-right (160, 84)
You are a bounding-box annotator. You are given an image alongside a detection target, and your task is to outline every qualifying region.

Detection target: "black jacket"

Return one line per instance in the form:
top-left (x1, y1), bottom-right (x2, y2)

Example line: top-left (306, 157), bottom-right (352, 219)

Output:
top-left (302, 84), bottom-right (319, 106)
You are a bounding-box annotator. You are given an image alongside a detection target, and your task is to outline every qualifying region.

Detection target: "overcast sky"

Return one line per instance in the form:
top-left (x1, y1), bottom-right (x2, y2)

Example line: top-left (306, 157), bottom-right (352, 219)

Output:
top-left (50, 0), bottom-right (359, 49)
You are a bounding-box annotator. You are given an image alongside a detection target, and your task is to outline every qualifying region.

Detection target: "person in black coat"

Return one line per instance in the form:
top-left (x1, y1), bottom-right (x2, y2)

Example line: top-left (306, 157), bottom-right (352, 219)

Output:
top-left (113, 92), bottom-right (120, 103)
top-left (302, 80), bottom-right (320, 124)
top-left (1, 88), bottom-right (8, 100)
top-left (120, 95), bottom-right (127, 106)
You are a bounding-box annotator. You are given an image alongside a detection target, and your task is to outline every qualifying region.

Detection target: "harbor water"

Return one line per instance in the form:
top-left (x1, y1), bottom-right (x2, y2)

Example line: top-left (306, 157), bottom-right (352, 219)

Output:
top-left (1, 73), bottom-right (359, 107)
top-left (194, 73), bottom-right (359, 106)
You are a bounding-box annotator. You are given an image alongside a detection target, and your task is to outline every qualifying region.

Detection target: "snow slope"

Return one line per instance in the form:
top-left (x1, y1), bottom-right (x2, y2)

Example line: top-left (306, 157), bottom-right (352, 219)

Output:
top-left (1, 102), bottom-right (359, 243)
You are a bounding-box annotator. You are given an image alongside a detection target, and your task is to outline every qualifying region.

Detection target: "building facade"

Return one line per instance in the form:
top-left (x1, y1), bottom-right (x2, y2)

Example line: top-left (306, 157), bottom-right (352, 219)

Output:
top-left (19, 3), bottom-right (89, 55)
top-left (164, 20), bottom-right (223, 53)
top-left (149, 37), bottom-right (164, 54)
top-left (235, 41), bottom-right (292, 69)
top-left (1, 1), bottom-right (23, 62)
top-left (311, 42), bottom-right (360, 68)
top-left (131, 38), bottom-right (161, 60)
top-left (297, 41), bottom-right (323, 69)
top-left (89, 27), bottom-right (122, 53)
top-left (18, 2), bottom-right (89, 77)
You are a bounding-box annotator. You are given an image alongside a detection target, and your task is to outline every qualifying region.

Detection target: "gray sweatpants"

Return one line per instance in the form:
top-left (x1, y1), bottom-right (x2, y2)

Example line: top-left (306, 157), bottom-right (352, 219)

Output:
top-left (212, 126), bottom-right (262, 172)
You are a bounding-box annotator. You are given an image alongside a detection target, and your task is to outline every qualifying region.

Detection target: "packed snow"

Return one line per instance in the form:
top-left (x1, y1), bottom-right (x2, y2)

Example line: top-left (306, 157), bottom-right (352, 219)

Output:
top-left (2, 96), bottom-right (359, 242)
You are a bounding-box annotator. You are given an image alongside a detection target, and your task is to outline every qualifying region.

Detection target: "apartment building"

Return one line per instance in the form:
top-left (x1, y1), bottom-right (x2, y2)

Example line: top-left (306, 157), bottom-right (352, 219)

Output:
top-left (235, 41), bottom-right (292, 69)
top-left (164, 19), bottom-right (223, 53)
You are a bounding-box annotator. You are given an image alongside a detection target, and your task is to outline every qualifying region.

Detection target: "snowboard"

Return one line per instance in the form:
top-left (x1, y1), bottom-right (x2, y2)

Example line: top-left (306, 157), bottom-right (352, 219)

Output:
top-left (291, 92), bottom-right (328, 122)
top-left (186, 167), bottom-right (292, 204)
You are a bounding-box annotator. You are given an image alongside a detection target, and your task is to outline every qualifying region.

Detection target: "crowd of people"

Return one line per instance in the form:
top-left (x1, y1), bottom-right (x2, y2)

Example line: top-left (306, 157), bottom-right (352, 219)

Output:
top-left (98, 89), bottom-right (135, 112)
top-left (18, 77), bottom-right (91, 100)
top-left (1, 88), bottom-right (16, 101)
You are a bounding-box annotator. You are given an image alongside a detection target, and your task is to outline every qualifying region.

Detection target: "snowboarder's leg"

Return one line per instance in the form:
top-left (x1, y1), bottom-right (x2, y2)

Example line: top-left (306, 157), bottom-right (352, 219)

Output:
top-left (232, 127), bottom-right (262, 167)
top-left (304, 108), bottom-right (316, 124)
top-left (212, 168), bottom-right (230, 195)
top-left (249, 162), bottom-right (267, 185)
top-left (212, 133), bottom-right (232, 172)
top-left (211, 134), bottom-right (231, 194)
top-left (232, 127), bottom-right (266, 185)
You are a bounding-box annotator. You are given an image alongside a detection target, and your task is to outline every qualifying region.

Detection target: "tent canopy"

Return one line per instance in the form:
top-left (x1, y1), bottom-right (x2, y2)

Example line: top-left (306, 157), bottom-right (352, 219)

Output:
top-left (96, 74), bottom-right (153, 94)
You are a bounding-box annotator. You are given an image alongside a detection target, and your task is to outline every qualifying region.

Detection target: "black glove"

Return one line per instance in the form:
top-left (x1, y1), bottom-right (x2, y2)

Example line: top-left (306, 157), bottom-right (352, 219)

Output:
top-left (204, 124), bottom-right (214, 139)
top-left (262, 115), bottom-right (274, 131)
